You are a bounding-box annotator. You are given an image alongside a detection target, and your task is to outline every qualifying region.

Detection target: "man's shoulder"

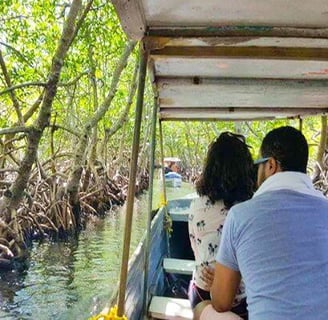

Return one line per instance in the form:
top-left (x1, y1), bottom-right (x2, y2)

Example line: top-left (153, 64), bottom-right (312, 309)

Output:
top-left (229, 190), bottom-right (291, 220)
top-left (230, 194), bottom-right (266, 212)
top-left (230, 189), bottom-right (328, 218)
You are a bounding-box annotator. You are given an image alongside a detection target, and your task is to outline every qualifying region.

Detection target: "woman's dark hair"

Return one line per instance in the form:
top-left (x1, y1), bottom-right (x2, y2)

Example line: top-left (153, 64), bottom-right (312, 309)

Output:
top-left (260, 126), bottom-right (308, 173)
top-left (196, 132), bottom-right (255, 209)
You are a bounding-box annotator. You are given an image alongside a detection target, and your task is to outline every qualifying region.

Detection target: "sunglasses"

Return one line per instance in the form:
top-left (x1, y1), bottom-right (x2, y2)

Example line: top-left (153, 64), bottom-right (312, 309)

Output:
top-left (254, 157), bottom-right (270, 165)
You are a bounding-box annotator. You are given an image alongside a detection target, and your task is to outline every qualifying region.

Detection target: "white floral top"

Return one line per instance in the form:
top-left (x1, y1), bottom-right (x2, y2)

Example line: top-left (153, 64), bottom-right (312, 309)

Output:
top-left (188, 196), bottom-right (246, 304)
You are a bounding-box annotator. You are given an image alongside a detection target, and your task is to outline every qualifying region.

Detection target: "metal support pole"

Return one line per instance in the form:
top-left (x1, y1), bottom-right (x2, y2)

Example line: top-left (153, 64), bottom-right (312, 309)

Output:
top-left (142, 96), bottom-right (158, 317)
top-left (159, 120), bottom-right (167, 205)
top-left (117, 43), bottom-right (148, 317)
top-left (159, 120), bottom-right (171, 258)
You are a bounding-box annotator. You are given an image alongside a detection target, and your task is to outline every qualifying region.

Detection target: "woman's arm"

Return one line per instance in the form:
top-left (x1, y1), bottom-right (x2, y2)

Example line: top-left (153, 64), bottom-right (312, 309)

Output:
top-left (200, 265), bottom-right (214, 290)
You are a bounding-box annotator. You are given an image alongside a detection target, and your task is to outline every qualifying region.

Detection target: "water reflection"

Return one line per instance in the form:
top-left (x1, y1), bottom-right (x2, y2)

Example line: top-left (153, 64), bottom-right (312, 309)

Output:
top-left (0, 209), bottom-right (142, 319)
top-left (0, 182), bottom-right (193, 320)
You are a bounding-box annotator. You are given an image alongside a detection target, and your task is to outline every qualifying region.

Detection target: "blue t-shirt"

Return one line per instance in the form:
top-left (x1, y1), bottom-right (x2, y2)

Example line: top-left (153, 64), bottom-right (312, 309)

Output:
top-left (217, 189), bottom-right (328, 320)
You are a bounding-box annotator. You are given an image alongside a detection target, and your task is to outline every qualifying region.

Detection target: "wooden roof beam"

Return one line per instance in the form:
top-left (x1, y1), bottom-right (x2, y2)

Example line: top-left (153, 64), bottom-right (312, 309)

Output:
top-left (157, 79), bottom-right (328, 109)
top-left (148, 26), bottom-right (328, 39)
top-left (111, 0), bottom-right (146, 40)
top-left (156, 77), bottom-right (328, 85)
top-left (159, 107), bottom-right (328, 121)
top-left (150, 46), bottom-right (328, 61)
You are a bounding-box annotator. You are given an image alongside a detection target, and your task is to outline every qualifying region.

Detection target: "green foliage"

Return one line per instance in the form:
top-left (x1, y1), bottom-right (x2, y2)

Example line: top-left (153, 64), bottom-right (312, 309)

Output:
top-left (160, 118), bottom-right (321, 171)
top-left (0, 0), bottom-right (139, 163)
top-left (0, 0), bottom-right (324, 175)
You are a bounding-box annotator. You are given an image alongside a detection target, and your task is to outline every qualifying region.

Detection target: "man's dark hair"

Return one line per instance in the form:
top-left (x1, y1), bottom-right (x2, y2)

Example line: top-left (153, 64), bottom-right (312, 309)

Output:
top-left (260, 126), bottom-right (308, 173)
top-left (196, 132), bottom-right (255, 209)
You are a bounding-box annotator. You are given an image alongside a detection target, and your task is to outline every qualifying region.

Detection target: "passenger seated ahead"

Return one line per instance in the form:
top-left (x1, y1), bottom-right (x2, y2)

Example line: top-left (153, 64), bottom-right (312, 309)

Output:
top-left (188, 132), bottom-right (255, 318)
top-left (196, 126), bottom-right (328, 320)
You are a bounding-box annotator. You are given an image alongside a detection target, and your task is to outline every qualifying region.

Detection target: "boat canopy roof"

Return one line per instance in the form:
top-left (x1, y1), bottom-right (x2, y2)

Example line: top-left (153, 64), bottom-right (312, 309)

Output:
top-left (112, 0), bottom-right (328, 121)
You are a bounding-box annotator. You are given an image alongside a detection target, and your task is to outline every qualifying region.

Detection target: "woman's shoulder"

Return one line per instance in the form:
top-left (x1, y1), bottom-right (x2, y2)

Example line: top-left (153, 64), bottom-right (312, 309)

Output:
top-left (191, 196), bottom-right (225, 211)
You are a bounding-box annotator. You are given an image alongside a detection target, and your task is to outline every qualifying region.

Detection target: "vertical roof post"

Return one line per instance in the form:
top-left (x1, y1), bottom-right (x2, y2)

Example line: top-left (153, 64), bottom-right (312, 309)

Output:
top-left (142, 94), bottom-right (159, 317)
top-left (117, 41), bottom-right (148, 317)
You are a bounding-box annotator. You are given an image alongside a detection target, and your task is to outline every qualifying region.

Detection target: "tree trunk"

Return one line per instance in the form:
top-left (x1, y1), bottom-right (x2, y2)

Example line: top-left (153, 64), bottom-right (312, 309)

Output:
top-left (65, 41), bottom-right (136, 209)
top-left (82, 44), bottom-right (100, 192)
top-left (104, 59), bottom-right (139, 172)
top-left (0, 0), bottom-right (83, 218)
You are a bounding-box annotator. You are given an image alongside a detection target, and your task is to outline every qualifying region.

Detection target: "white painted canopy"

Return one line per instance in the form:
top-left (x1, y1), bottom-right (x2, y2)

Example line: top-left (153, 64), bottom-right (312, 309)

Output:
top-left (112, 0), bottom-right (328, 120)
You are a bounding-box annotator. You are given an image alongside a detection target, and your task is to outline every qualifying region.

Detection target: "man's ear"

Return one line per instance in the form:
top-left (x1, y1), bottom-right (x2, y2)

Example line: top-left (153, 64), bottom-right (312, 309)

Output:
top-left (267, 157), bottom-right (281, 174)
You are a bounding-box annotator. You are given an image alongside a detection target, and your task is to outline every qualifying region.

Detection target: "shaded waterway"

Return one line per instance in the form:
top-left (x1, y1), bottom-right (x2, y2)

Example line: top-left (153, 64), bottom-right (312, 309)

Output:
top-left (0, 181), bottom-right (193, 320)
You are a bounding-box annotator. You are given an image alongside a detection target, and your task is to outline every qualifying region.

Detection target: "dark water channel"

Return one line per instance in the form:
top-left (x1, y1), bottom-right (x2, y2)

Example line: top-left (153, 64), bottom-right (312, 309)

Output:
top-left (0, 182), bottom-right (193, 320)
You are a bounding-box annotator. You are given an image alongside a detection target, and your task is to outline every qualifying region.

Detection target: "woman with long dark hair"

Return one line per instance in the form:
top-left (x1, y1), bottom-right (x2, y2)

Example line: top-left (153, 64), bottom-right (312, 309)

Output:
top-left (188, 132), bottom-right (255, 318)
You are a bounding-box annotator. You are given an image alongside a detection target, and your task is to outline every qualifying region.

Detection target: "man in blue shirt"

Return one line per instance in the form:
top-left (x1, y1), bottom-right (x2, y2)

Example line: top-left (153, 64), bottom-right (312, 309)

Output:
top-left (195, 126), bottom-right (328, 320)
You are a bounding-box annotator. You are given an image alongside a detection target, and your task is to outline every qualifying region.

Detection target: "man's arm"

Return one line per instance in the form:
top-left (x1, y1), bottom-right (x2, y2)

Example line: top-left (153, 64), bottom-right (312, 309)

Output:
top-left (210, 262), bottom-right (241, 312)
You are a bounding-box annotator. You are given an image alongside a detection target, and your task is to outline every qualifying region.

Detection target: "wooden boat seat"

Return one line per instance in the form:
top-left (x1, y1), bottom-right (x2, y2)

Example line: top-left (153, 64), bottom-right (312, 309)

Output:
top-left (149, 296), bottom-right (193, 319)
top-left (163, 258), bottom-right (195, 275)
top-left (169, 210), bottom-right (189, 222)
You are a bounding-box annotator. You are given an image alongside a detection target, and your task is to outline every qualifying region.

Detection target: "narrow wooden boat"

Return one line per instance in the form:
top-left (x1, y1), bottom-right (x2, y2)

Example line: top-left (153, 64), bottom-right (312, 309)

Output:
top-left (91, 1), bottom-right (328, 319)
top-left (93, 195), bottom-right (195, 320)
top-left (123, 196), bottom-right (195, 320)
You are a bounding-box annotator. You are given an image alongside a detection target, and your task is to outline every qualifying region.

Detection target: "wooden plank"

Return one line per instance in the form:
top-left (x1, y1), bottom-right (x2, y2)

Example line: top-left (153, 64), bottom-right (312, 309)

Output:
top-left (153, 57), bottom-right (328, 79)
top-left (112, 1), bottom-right (328, 39)
top-left (163, 258), bottom-right (195, 275)
top-left (167, 197), bottom-right (194, 221)
top-left (159, 107), bottom-right (327, 121)
top-left (151, 46), bottom-right (328, 61)
top-left (151, 37), bottom-right (328, 49)
top-left (157, 79), bottom-right (328, 109)
top-left (148, 26), bottom-right (328, 39)
top-left (167, 198), bottom-right (194, 210)
top-left (142, 0), bottom-right (328, 28)
top-left (158, 77), bottom-right (328, 87)
top-left (111, 0), bottom-right (146, 40)
top-left (169, 210), bottom-right (189, 222)
top-left (149, 296), bottom-right (193, 320)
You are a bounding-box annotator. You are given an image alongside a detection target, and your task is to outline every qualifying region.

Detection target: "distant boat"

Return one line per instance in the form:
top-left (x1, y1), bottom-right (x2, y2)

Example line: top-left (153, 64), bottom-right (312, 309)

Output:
top-left (164, 157), bottom-right (182, 187)
top-left (165, 171), bottom-right (182, 188)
